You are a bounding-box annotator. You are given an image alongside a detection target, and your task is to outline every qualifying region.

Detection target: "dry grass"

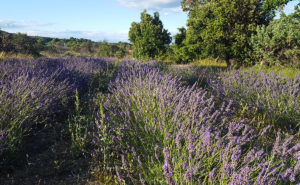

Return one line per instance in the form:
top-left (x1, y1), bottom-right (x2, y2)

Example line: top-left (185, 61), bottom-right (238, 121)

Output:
top-left (192, 58), bottom-right (228, 68)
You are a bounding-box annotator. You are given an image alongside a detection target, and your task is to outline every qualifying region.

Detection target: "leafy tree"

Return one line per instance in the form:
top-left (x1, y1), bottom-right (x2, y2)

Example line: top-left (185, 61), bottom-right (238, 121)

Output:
top-left (34, 39), bottom-right (46, 52)
top-left (181, 0), bottom-right (209, 12)
top-left (80, 40), bottom-right (93, 53)
top-left (66, 38), bottom-right (81, 52)
top-left (263, 0), bottom-right (293, 12)
top-left (12, 33), bottom-right (38, 55)
top-left (97, 42), bottom-right (113, 57)
top-left (174, 27), bottom-right (187, 47)
top-left (172, 27), bottom-right (192, 63)
top-left (0, 34), bottom-right (14, 53)
top-left (250, 6), bottom-right (300, 67)
top-left (182, 0), bottom-right (275, 66)
top-left (129, 10), bottom-right (171, 60)
top-left (50, 38), bottom-right (58, 47)
top-left (115, 49), bottom-right (126, 59)
top-left (181, 0), bottom-right (292, 13)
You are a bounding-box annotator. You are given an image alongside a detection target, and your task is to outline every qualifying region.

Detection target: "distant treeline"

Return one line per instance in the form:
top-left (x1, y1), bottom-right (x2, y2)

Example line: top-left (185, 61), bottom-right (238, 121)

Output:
top-left (0, 31), bottom-right (132, 58)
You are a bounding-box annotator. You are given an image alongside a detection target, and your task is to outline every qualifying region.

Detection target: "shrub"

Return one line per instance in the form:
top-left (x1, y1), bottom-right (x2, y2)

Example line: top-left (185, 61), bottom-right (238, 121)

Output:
top-left (250, 11), bottom-right (300, 67)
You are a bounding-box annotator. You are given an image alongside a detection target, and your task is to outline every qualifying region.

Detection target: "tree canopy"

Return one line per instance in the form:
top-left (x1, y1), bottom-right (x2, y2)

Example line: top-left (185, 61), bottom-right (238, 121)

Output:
top-left (250, 7), bottom-right (300, 67)
top-left (129, 10), bottom-right (171, 60)
top-left (179, 0), bottom-right (282, 66)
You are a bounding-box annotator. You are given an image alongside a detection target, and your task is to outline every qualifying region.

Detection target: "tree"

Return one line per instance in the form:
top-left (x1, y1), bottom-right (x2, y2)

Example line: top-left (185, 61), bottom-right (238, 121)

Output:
top-left (129, 10), bottom-right (171, 60)
top-left (183, 0), bottom-right (276, 66)
top-left (0, 34), bottom-right (14, 53)
top-left (80, 40), bottom-right (93, 53)
top-left (34, 39), bottom-right (46, 53)
top-left (181, 0), bottom-right (209, 12)
top-left (12, 33), bottom-right (38, 55)
top-left (174, 27), bottom-right (187, 47)
top-left (97, 42), bottom-right (113, 57)
top-left (181, 0), bottom-right (292, 13)
top-left (172, 27), bottom-right (192, 63)
top-left (250, 6), bottom-right (300, 67)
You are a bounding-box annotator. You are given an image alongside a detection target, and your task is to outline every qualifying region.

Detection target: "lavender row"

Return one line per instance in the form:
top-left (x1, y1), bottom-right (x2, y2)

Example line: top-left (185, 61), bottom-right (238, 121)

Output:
top-left (0, 57), bottom-right (116, 161)
top-left (210, 68), bottom-right (300, 132)
top-left (93, 61), bottom-right (299, 184)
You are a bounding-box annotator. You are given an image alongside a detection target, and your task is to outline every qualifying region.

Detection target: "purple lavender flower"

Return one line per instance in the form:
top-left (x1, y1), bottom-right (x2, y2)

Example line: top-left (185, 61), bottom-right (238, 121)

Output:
top-left (162, 147), bottom-right (176, 185)
top-left (184, 166), bottom-right (192, 183)
top-left (115, 165), bottom-right (123, 182)
top-left (261, 125), bottom-right (271, 136)
top-left (139, 173), bottom-right (146, 185)
top-left (209, 168), bottom-right (216, 181)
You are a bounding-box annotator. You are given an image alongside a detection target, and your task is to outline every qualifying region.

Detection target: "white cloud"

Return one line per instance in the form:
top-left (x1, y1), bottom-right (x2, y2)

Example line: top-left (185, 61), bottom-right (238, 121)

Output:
top-left (0, 19), bottom-right (129, 42)
top-left (0, 20), bottom-right (53, 29)
top-left (24, 30), bottom-right (129, 42)
top-left (169, 6), bottom-right (182, 13)
top-left (117, 0), bottom-right (180, 10)
top-left (160, 6), bottom-right (183, 16)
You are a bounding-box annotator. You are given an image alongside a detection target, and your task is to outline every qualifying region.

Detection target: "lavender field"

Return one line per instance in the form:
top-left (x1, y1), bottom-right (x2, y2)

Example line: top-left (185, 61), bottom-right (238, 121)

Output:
top-left (0, 57), bottom-right (299, 184)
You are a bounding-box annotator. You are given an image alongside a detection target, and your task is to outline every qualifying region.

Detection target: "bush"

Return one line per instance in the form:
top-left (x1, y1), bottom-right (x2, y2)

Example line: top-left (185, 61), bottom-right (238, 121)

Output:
top-left (250, 11), bottom-right (300, 67)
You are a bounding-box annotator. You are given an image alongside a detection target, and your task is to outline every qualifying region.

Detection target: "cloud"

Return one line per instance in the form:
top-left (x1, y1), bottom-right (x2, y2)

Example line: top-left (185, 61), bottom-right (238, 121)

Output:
top-left (24, 30), bottom-right (129, 42)
top-left (0, 19), bottom-right (129, 42)
top-left (160, 6), bottom-right (183, 16)
top-left (117, 0), bottom-right (180, 10)
top-left (0, 20), bottom-right (53, 29)
top-left (169, 6), bottom-right (182, 13)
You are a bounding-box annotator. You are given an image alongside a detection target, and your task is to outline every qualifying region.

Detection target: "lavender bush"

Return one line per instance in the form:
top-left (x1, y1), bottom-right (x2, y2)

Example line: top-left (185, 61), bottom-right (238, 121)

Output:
top-left (0, 57), bottom-right (298, 184)
top-left (0, 57), bottom-right (116, 162)
top-left (210, 68), bottom-right (300, 133)
top-left (93, 61), bottom-right (299, 184)
top-left (0, 63), bottom-right (69, 157)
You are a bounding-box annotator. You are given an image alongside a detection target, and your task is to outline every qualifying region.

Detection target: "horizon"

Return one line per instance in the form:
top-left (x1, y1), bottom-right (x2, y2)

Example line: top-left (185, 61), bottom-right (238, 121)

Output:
top-left (0, 0), bottom-right (298, 42)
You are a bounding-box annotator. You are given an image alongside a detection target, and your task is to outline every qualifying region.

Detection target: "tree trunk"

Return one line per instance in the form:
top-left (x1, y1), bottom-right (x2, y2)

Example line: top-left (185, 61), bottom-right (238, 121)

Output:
top-left (215, 56), bottom-right (220, 63)
top-left (225, 55), bottom-right (231, 67)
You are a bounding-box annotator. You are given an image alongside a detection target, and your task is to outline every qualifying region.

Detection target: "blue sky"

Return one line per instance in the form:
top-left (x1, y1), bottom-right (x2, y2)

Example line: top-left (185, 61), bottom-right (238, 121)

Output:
top-left (0, 0), bottom-right (298, 42)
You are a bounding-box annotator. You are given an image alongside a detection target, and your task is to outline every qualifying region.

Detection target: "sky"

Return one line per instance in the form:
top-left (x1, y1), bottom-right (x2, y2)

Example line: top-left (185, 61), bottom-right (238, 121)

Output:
top-left (0, 0), bottom-right (298, 42)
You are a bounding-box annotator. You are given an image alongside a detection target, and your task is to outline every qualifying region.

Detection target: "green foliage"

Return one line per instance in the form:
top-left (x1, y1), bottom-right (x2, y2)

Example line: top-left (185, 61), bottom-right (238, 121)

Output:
top-left (96, 42), bottom-right (127, 58)
top-left (67, 62), bottom-right (118, 156)
top-left (172, 27), bottom-right (191, 63)
top-left (183, 0), bottom-right (271, 66)
top-left (97, 42), bottom-right (114, 57)
top-left (181, 0), bottom-right (293, 15)
top-left (250, 9), bottom-right (300, 67)
top-left (34, 39), bottom-right (46, 52)
top-left (12, 33), bottom-right (39, 55)
top-left (181, 0), bottom-right (209, 12)
top-left (174, 27), bottom-right (186, 47)
top-left (0, 33), bottom-right (14, 52)
top-left (129, 10), bottom-right (171, 60)
top-left (80, 40), bottom-right (93, 53)
top-left (68, 90), bottom-right (92, 154)
top-left (66, 38), bottom-right (82, 52)
top-left (263, 0), bottom-right (293, 12)
top-left (115, 49), bottom-right (125, 59)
